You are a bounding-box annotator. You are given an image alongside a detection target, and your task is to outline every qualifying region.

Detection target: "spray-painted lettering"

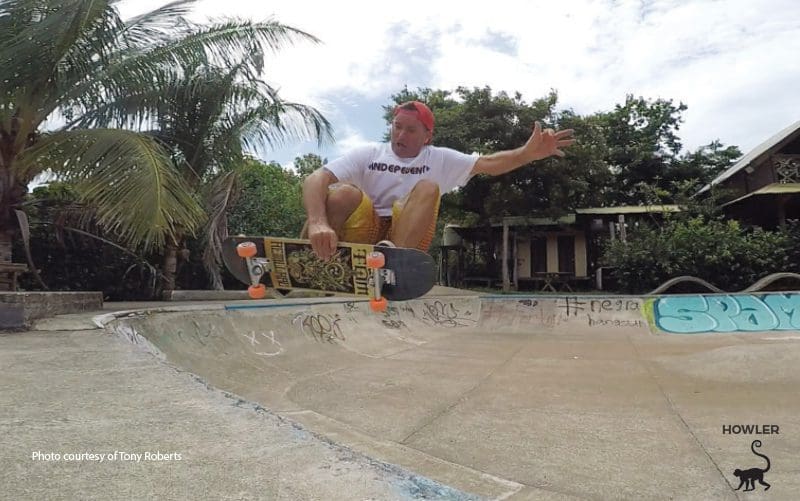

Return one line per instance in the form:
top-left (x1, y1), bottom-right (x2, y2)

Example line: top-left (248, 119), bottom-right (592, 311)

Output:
top-left (654, 293), bottom-right (800, 333)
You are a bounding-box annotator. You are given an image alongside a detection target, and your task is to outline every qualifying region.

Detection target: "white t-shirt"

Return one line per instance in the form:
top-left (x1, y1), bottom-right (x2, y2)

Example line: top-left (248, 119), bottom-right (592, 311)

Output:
top-left (324, 143), bottom-right (478, 216)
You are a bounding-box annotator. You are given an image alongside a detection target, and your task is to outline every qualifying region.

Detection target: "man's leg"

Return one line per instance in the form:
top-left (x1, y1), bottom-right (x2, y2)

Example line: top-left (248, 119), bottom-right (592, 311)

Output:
top-left (301, 184), bottom-right (381, 244)
top-left (390, 180), bottom-right (440, 251)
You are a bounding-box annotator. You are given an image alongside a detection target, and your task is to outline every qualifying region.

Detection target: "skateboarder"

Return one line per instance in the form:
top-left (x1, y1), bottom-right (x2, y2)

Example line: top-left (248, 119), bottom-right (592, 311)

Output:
top-left (302, 101), bottom-right (575, 260)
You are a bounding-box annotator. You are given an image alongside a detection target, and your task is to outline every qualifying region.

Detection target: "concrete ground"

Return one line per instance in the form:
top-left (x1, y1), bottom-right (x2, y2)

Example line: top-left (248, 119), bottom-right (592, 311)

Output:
top-left (2, 287), bottom-right (798, 500)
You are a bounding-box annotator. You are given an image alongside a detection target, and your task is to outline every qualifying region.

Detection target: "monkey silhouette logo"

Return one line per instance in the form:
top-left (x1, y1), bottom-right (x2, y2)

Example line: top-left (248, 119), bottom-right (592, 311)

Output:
top-left (733, 439), bottom-right (771, 491)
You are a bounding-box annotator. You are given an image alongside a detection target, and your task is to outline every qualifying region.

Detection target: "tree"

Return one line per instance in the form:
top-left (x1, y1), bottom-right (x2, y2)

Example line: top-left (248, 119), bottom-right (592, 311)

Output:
top-left (0, 0), bottom-right (327, 291)
top-left (406, 89), bottom-right (741, 212)
top-left (227, 158), bottom-right (305, 238)
top-left (18, 183), bottom-right (164, 299)
top-left (595, 95), bottom-right (740, 204)
top-left (672, 140), bottom-right (742, 190)
top-left (112, 61), bottom-right (332, 290)
top-left (293, 153), bottom-right (325, 178)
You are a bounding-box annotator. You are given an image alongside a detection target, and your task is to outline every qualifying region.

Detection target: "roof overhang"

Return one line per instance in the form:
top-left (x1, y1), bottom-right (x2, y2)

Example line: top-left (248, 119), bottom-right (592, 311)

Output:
top-left (721, 183), bottom-right (800, 207)
top-left (445, 205), bottom-right (681, 231)
top-left (575, 205), bottom-right (681, 215)
top-left (698, 119), bottom-right (800, 194)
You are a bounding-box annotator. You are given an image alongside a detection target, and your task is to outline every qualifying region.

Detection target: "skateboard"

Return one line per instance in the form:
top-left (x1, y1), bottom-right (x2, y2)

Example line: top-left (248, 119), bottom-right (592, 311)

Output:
top-left (221, 236), bottom-right (436, 311)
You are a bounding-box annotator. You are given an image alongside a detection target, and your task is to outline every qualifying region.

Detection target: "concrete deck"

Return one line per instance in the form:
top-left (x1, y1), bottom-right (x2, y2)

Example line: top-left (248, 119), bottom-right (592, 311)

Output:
top-left (2, 287), bottom-right (798, 500)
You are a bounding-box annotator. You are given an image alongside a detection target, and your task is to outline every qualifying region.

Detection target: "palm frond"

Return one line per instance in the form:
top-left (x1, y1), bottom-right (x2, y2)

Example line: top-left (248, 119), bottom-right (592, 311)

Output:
top-left (0, 0), bottom-right (125, 135)
top-left (0, 0), bottom-right (121, 94)
top-left (64, 65), bottom-right (180, 129)
top-left (233, 100), bottom-right (335, 154)
top-left (18, 128), bottom-right (206, 250)
top-left (120, 0), bottom-right (196, 43)
top-left (102, 20), bottom-right (318, 88)
top-left (59, 18), bottom-right (316, 131)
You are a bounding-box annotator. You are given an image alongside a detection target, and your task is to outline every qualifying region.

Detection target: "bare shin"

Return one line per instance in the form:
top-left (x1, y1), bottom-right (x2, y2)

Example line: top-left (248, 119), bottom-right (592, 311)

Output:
top-left (391, 180), bottom-right (440, 248)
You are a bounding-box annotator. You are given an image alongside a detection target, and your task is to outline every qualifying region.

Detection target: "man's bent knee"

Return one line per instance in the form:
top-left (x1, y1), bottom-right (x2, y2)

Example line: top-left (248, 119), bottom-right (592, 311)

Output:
top-left (410, 179), bottom-right (440, 199)
top-left (301, 184), bottom-right (365, 239)
top-left (327, 184), bottom-right (363, 210)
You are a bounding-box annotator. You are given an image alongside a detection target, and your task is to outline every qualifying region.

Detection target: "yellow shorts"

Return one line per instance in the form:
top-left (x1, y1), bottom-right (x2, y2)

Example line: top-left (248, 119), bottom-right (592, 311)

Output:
top-left (337, 186), bottom-right (440, 252)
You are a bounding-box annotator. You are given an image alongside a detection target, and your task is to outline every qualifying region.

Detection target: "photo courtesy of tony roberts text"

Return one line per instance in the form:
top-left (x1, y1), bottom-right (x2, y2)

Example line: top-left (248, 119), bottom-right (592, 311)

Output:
top-left (31, 451), bottom-right (182, 463)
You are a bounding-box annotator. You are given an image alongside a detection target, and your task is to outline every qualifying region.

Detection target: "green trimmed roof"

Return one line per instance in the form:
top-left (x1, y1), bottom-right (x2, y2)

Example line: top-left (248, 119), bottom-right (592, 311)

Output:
top-left (445, 205), bottom-right (681, 229)
top-left (575, 205), bottom-right (681, 215)
top-left (722, 182), bottom-right (800, 207)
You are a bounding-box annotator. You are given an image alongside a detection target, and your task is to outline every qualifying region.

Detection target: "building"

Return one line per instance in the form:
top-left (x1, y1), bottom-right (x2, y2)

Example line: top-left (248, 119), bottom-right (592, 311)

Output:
top-left (698, 119), bottom-right (800, 228)
top-left (441, 206), bottom-right (679, 292)
top-left (440, 119), bottom-right (800, 292)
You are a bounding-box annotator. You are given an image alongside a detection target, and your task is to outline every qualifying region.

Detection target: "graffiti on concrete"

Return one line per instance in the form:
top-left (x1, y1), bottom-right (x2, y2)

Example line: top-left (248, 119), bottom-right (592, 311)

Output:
top-left (398, 303), bottom-right (417, 318)
top-left (587, 316), bottom-right (646, 329)
top-left (654, 294), bottom-right (800, 333)
top-left (173, 319), bottom-right (222, 346)
top-left (589, 299), bottom-right (640, 313)
top-left (556, 297), bottom-right (587, 317)
top-left (292, 312), bottom-right (346, 343)
top-left (485, 296), bottom-right (645, 329)
top-left (241, 330), bottom-right (284, 356)
top-left (421, 300), bottom-right (476, 328)
top-left (382, 318), bottom-right (407, 329)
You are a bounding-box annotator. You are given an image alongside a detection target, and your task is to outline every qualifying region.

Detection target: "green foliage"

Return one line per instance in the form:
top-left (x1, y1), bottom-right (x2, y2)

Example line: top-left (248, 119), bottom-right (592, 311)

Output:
top-left (596, 95), bottom-right (741, 205)
top-left (18, 184), bottom-right (163, 299)
top-left (293, 153), bottom-right (325, 178)
top-left (384, 88), bottom-right (740, 223)
top-left (141, 58), bottom-right (331, 289)
top-left (673, 140), bottom-right (742, 189)
top-left (601, 215), bottom-right (797, 293)
top-left (227, 158), bottom-right (305, 237)
top-left (779, 219), bottom-right (800, 273)
top-left (0, 0), bottom-right (331, 265)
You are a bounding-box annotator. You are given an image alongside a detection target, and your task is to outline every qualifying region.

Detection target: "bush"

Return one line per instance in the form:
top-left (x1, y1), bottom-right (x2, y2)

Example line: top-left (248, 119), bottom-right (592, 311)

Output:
top-left (601, 215), bottom-right (796, 293)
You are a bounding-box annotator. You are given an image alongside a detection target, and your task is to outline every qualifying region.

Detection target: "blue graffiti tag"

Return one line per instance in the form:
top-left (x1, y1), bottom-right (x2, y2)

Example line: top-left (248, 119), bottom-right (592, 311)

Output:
top-left (654, 294), bottom-right (800, 333)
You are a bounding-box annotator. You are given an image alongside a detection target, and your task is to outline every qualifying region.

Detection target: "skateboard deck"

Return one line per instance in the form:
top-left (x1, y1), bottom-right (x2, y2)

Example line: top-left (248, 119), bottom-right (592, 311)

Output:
top-left (222, 236), bottom-right (435, 302)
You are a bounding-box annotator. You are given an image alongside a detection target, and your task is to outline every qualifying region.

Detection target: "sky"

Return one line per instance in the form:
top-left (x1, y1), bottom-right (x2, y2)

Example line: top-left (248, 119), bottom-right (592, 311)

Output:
top-left (119, 0), bottom-right (800, 170)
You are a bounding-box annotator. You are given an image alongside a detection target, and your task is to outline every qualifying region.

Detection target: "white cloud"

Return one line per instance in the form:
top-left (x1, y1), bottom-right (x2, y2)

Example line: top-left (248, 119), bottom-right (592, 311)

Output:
top-left (333, 128), bottom-right (373, 156)
top-left (118, 0), bottom-right (800, 164)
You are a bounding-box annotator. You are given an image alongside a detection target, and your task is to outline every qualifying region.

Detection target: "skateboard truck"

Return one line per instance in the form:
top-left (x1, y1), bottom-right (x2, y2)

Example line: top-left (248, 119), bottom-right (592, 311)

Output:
top-left (236, 241), bottom-right (272, 299)
top-left (366, 250), bottom-right (395, 312)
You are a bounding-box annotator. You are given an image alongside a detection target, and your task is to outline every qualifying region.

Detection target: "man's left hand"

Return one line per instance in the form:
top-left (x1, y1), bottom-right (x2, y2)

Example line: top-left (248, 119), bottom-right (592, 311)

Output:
top-left (524, 121), bottom-right (575, 161)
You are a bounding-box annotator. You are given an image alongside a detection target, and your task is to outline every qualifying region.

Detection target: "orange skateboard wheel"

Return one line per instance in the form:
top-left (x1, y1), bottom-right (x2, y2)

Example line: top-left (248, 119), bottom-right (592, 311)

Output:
top-left (248, 284), bottom-right (267, 299)
top-left (237, 241), bottom-right (257, 258)
top-left (366, 251), bottom-right (385, 268)
top-left (370, 297), bottom-right (388, 312)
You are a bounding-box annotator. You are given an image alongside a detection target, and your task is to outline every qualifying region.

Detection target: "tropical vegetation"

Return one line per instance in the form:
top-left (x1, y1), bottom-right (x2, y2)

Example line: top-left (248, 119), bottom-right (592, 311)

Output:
top-left (7, 0), bottom-right (792, 297)
top-left (0, 0), bottom-right (331, 293)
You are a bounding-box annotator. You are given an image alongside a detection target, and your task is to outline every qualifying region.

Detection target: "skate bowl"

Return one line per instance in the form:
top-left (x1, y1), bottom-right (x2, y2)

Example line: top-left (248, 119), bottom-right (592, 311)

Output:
top-left (99, 292), bottom-right (800, 499)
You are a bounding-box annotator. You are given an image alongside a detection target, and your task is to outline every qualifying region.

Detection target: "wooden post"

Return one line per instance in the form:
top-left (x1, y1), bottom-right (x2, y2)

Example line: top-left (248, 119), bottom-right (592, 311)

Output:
top-left (618, 214), bottom-right (627, 242)
top-left (439, 250), bottom-right (446, 285)
top-left (512, 233), bottom-right (518, 290)
top-left (502, 221), bottom-right (510, 292)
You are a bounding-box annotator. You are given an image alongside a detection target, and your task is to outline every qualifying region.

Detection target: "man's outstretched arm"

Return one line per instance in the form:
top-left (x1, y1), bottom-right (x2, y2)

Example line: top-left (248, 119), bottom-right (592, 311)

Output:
top-left (470, 121), bottom-right (575, 177)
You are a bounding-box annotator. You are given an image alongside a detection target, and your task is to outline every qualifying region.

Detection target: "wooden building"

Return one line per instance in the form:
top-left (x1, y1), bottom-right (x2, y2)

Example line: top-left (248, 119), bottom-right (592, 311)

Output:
top-left (440, 118), bottom-right (800, 292)
top-left (698, 119), bottom-right (800, 227)
top-left (440, 206), bottom-right (679, 292)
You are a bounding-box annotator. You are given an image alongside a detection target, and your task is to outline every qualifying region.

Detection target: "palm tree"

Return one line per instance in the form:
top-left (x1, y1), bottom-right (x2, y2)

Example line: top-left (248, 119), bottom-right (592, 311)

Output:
top-left (0, 0), bottom-right (329, 291)
top-left (118, 61), bottom-right (332, 290)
